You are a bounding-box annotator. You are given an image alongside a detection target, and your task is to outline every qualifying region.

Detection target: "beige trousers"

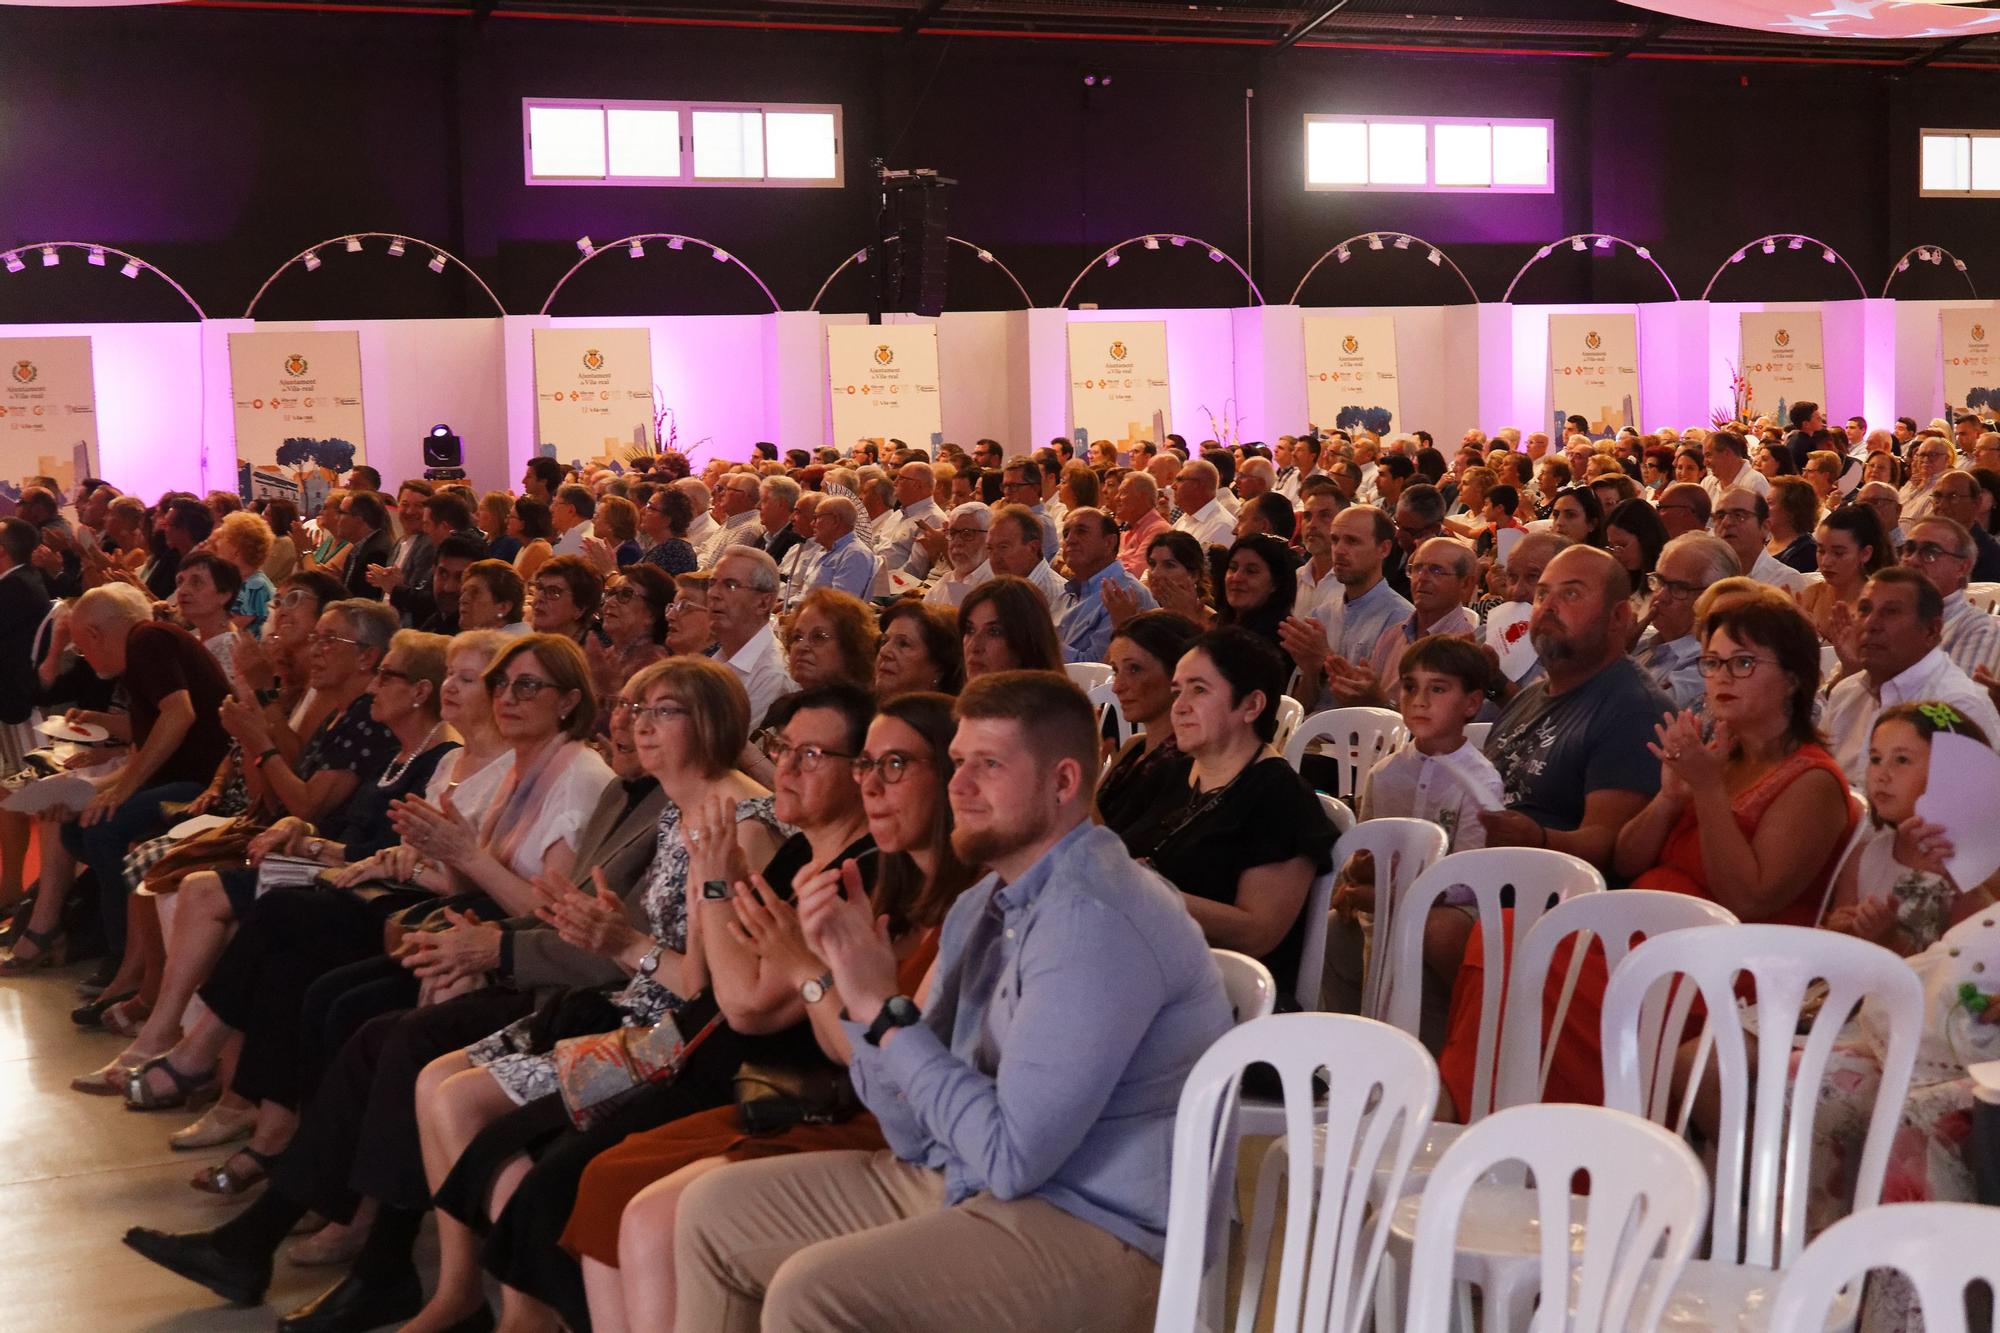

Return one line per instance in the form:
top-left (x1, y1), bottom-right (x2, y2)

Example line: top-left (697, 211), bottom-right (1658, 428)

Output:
top-left (674, 1148), bottom-right (1161, 1333)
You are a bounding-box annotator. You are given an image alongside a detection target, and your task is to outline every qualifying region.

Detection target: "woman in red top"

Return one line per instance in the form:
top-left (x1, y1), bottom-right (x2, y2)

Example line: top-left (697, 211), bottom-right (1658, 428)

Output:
top-left (1437, 582), bottom-right (1853, 1116)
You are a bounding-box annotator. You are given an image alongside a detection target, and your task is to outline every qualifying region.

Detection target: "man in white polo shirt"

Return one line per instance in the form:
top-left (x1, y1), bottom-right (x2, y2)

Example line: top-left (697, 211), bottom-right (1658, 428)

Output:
top-left (1711, 487), bottom-right (1807, 598)
top-left (1700, 429), bottom-right (1768, 502)
top-left (710, 546), bottom-right (794, 724)
top-left (1170, 459), bottom-right (1235, 548)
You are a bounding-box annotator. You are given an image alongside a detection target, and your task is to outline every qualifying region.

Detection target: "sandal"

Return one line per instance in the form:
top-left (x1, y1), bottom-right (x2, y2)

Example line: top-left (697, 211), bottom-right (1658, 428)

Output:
top-left (71, 1047), bottom-right (156, 1096)
top-left (169, 1101), bottom-right (258, 1152)
top-left (102, 997), bottom-right (153, 1038)
top-left (0, 926), bottom-right (64, 973)
top-left (190, 1148), bottom-right (271, 1197)
top-left (123, 1055), bottom-right (220, 1111)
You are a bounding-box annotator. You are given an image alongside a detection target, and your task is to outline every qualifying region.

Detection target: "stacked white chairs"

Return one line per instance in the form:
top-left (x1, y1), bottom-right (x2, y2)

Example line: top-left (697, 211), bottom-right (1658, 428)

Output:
top-left (1153, 1014), bottom-right (1439, 1333)
top-left (1281, 706), bottom-right (1408, 802)
top-left (1066, 660), bottom-right (1114, 691)
top-left (1766, 1202), bottom-right (2000, 1333)
top-left (1211, 948), bottom-right (1278, 1025)
top-left (1399, 1104), bottom-right (1710, 1333)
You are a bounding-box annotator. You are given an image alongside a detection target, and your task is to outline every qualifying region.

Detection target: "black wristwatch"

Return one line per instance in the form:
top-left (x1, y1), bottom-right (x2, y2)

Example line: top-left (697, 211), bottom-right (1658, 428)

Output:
top-left (863, 995), bottom-right (921, 1047)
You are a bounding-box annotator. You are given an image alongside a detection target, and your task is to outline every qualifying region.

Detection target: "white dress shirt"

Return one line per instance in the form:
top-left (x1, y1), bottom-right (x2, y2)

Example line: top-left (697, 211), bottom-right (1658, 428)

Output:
top-left (924, 560), bottom-right (992, 610)
top-left (877, 497), bottom-right (941, 576)
top-left (1701, 466), bottom-right (1769, 503)
top-left (724, 623), bottom-right (796, 726)
top-left (700, 510), bottom-right (766, 569)
top-left (1822, 646), bottom-right (2000, 785)
top-left (1173, 499), bottom-right (1235, 548)
top-left (1021, 559), bottom-right (1068, 609)
top-left (551, 519), bottom-right (595, 556)
top-left (1295, 558), bottom-right (1343, 622)
top-left (1940, 590), bottom-right (2000, 679)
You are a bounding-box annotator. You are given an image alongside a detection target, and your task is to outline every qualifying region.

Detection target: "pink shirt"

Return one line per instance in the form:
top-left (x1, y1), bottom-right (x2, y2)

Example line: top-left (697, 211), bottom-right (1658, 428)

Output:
top-left (1117, 507), bottom-right (1170, 577)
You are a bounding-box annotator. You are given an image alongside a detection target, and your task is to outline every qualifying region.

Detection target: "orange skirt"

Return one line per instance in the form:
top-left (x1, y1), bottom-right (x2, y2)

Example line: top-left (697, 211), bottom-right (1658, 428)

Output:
top-left (558, 1106), bottom-right (889, 1265)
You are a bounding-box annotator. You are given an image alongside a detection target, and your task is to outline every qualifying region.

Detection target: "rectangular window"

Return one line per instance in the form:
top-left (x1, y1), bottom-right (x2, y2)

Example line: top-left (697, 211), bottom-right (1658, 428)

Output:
top-left (1303, 115), bottom-right (1552, 194)
top-left (523, 99), bottom-right (842, 188)
top-left (1921, 129), bottom-right (2000, 197)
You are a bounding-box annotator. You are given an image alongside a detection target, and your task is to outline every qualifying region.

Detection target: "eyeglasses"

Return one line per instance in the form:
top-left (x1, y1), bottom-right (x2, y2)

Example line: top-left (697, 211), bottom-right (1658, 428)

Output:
top-left (1655, 502), bottom-right (1697, 516)
top-left (373, 666), bottom-right (412, 684)
top-left (1407, 561), bottom-right (1464, 580)
top-left (788, 627), bottom-right (835, 648)
top-left (1695, 652), bottom-right (1777, 680)
top-left (1711, 508), bottom-right (1761, 524)
top-left (851, 750), bottom-right (925, 785)
top-left (493, 675), bottom-right (559, 702)
top-left (619, 700), bottom-right (690, 723)
top-left (1900, 541), bottom-right (1968, 564)
top-left (713, 577), bottom-right (757, 595)
top-left (759, 733), bottom-right (857, 772)
top-left (946, 526), bottom-right (986, 539)
top-left (603, 585), bottom-right (644, 603)
top-left (306, 631), bottom-right (363, 650)
top-left (1644, 574), bottom-right (1705, 599)
top-left (667, 599), bottom-right (709, 616)
top-left (278, 590), bottom-right (318, 609)
top-left (533, 584), bottom-right (570, 602)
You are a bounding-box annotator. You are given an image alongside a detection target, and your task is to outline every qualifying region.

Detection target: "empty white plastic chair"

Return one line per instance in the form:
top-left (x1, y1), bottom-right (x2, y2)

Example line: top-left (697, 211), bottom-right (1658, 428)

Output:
top-left (1066, 661), bottom-right (1113, 692)
top-left (1088, 680), bottom-right (1136, 751)
top-left (1273, 695), bottom-right (1306, 752)
top-left (1600, 923), bottom-right (1924, 1330)
top-left (1211, 948), bottom-right (1277, 1025)
top-left (1282, 706), bottom-right (1407, 801)
top-left (1154, 1013), bottom-right (1439, 1333)
top-left (1400, 1104), bottom-right (1709, 1333)
top-left (1765, 1202), bottom-right (2000, 1333)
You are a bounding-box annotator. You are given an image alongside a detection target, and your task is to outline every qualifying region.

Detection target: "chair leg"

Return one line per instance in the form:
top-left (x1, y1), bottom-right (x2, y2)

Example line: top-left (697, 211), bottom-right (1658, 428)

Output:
top-left (1235, 1140), bottom-right (1289, 1332)
top-left (1482, 1262), bottom-right (1538, 1333)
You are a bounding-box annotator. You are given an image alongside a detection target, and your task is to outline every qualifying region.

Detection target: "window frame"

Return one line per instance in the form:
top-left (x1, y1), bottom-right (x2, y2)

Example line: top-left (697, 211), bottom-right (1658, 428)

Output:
top-left (1302, 113), bottom-right (1554, 195)
top-left (1919, 127), bottom-right (2000, 199)
top-left (522, 97), bottom-right (844, 189)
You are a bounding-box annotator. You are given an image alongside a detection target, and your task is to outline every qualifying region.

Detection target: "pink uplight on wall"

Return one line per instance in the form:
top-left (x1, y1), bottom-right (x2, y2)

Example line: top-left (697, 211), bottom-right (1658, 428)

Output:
top-left (1621, 0), bottom-right (2000, 41)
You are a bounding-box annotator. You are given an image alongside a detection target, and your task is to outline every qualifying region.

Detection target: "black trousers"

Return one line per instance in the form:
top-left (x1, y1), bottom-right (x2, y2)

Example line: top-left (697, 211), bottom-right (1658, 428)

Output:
top-left (269, 988), bottom-right (536, 1224)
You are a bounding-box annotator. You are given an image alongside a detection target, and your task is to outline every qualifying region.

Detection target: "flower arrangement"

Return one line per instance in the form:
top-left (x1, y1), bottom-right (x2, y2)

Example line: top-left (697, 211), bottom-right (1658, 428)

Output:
top-left (1710, 361), bottom-right (1752, 429)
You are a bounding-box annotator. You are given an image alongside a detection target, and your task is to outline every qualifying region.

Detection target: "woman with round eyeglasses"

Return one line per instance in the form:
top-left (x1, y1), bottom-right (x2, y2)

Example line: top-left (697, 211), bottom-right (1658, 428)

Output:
top-left (664, 571), bottom-right (716, 657)
top-left (874, 600), bottom-right (962, 696)
top-left (587, 567), bottom-right (673, 720)
top-left (783, 588), bottom-right (878, 691)
top-left (407, 655), bottom-right (781, 1333)
top-left (1862, 449), bottom-right (1903, 490)
top-left (530, 555), bottom-right (602, 645)
top-left (1097, 611), bottom-right (1202, 844)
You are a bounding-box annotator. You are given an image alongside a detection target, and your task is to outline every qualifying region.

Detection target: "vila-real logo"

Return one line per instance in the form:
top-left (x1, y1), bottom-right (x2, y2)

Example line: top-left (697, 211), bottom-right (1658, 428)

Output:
top-left (1342, 335), bottom-right (1359, 355)
top-left (874, 345), bottom-right (894, 367)
top-left (1584, 331), bottom-right (1602, 350)
top-left (1109, 340), bottom-right (1128, 361)
top-left (1975, 324), bottom-right (1988, 343)
top-left (9, 361), bottom-right (34, 386)
top-left (284, 354), bottom-right (309, 377)
top-left (582, 348), bottom-right (605, 371)
top-left (1775, 329), bottom-right (1791, 348)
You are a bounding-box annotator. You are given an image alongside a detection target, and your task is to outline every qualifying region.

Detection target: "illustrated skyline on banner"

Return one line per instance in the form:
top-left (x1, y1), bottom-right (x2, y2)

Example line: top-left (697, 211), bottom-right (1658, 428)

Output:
top-left (1551, 393), bottom-right (1636, 440)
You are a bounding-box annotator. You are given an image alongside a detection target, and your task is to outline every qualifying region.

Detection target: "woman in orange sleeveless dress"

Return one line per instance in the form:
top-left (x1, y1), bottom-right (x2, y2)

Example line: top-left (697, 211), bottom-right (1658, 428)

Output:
top-left (1437, 583), bottom-right (1855, 1116)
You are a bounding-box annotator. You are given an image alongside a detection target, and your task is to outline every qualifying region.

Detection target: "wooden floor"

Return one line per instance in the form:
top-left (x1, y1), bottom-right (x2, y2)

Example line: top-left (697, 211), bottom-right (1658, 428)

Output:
top-left (0, 956), bottom-right (441, 1332)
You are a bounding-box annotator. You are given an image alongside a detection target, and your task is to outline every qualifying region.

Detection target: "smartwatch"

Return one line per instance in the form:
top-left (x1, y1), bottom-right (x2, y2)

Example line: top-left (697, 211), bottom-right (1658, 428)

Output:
top-left (800, 970), bottom-right (835, 1005)
top-left (635, 943), bottom-right (663, 978)
top-left (863, 995), bottom-right (921, 1047)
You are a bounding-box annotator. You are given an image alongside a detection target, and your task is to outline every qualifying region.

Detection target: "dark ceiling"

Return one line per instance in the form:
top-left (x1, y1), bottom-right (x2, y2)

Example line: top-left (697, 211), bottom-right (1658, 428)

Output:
top-left (179, 0), bottom-right (2000, 65)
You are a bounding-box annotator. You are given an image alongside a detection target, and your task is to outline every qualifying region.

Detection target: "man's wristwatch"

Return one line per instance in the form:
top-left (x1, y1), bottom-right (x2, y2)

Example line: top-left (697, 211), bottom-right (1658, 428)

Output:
top-left (863, 995), bottom-right (921, 1047)
top-left (800, 970), bottom-right (834, 1004)
top-left (635, 943), bottom-right (663, 978)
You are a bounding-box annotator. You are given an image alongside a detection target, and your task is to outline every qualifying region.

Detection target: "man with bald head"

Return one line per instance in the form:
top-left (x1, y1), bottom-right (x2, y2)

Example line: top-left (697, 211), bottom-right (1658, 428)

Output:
top-left (1171, 458), bottom-right (1234, 547)
top-left (1654, 482), bottom-right (1711, 540)
top-left (1114, 471), bottom-right (1168, 577)
top-left (801, 495), bottom-right (879, 601)
top-left (1235, 456), bottom-right (1277, 504)
top-left (1477, 545), bottom-right (1668, 869)
top-left (877, 460), bottom-right (941, 577)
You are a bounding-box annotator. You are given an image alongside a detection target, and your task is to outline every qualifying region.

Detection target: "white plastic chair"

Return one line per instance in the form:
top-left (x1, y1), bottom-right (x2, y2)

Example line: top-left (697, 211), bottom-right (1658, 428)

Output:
top-left (1400, 1104), bottom-right (1709, 1333)
top-left (1318, 789), bottom-right (1355, 836)
top-left (1600, 924), bottom-right (1924, 1330)
top-left (1280, 797), bottom-right (1353, 1019)
top-left (1281, 706), bottom-right (1408, 801)
top-left (1765, 1202), bottom-right (2000, 1333)
top-left (1273, 695), bottom-right (1306, 752)
top-left (1155, 1014), bottom-right (1439, 1333)
top-left (1463, 721), bottom-right (1492, 750)
top-left (1088, 680), bottom-right (1136, 751)
top-left (1066, 661), bottom-right (1113, 692)
top-left (1212, 948), bottom-right (1277, 1025)
top-left (1967, 581), bottom-right (2000, 615)
top-left (1331, 819), bottom-right (1452, 1024)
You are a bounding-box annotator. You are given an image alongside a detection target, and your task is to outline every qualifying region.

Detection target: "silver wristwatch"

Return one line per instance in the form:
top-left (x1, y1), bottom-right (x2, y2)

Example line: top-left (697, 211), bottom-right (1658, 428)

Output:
top-left (636, 944), bottom-right (663, 978)
top-left (800, 970), bottom-right (835, 1004)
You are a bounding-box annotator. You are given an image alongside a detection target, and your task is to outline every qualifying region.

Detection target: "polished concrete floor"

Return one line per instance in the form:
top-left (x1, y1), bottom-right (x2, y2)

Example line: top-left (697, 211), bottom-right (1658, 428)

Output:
top-left (0, 956), bottom-right (440, 1332)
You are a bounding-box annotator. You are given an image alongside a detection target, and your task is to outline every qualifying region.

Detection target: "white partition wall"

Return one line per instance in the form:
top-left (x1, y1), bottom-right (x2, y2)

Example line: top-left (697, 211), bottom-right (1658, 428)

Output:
top-left (1893, 299), bottom-right (2000, 424)
top-left (0, 321), bottom-right (206, 498)
top-left (1058, 307), bottom-right (1237, 445)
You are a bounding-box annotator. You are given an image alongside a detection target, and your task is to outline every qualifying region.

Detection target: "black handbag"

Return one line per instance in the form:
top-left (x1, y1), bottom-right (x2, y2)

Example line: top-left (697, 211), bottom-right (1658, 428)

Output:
top-left (732, 1062), bottom-right (859, 1135)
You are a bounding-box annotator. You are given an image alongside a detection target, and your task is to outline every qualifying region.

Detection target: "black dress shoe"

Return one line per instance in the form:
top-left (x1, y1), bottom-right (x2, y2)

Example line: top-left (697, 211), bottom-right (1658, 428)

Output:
top-left (275, 1267), bottom-right (425, 1333)
top-left (71, 989), bottom-right (137, 1028)
top-left (121, 1226), bottom-right (270, 1306)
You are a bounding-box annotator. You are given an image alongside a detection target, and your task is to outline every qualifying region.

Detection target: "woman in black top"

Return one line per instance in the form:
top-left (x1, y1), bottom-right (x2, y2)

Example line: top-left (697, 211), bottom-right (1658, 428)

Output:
top-left (1213, 533), bottom-right (1298, 652)
top-left (1123, 628), bottom-right (1336, 1007)
top-left (1096, 610), bottom-right (1201, 847)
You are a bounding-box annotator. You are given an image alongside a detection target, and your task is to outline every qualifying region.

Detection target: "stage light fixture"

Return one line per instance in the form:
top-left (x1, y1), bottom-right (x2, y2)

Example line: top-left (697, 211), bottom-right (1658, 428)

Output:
top-left (1105, 251), bottom-right (1121, 267)
top-left (1787, 237), bottom-right (1803, 250)
top-left (712, 248), bottom-right (731, 263)
top-left (1635, 246), bottom-right (1651, 259)
top-left (1822, 248), bottom-right (1836, 263)
top-left (975, 249), bottom-right (994, 264)
top-left (1143, 236), bottom-right (1160, 251)
top-left (302, 251), bottom-right (322, 272)
top-left (40, 247), bottom-right (59, 267)
top-left (345, 237), bottom-right (363, 254)
top-left (1731, 251), bottom-right (1746, 264)
top-left (1535, 246), bottom-right (1552, 260)
top-left (2, 254), bottom-right (21, 275)
top-left (576, 236), bottom-right (595, 257)
top-left (1570, 238), bottom-right (1587, 252)
top-left (628, 240), bottom-right (645, 259)
top-left (428, 252), bottom-right (448, 273)
top-left (1427, 248), bottom-right (1442, 267)
top-left (86, 247), bottom-right (105, 267)
top-left (1367, 235), bottom-right (1384, 251)
top-left (1206, 248), bottom-right (1224, 263)
top-left (1335, 245), bottom-right (1350, 264)
top-left (119, 259), bottom-right (140, 279)
top-left (1930, 249), bottom-right (1944, 265)
top-left (1761, 240), bottom-right (1777, 255)
top-left (387, 238), bottom-right (407, 258)
top-left (1955, 258), bottom-right (1969, 273)
top-left (1392, 235), bottom-right (1410, 250)
top-left (1170, 235), bottom-right (1189, 248)
top-left (1594, 236), bottom-right (1612, 250)
top-left (1897, 257), bottom-right (1911, 273)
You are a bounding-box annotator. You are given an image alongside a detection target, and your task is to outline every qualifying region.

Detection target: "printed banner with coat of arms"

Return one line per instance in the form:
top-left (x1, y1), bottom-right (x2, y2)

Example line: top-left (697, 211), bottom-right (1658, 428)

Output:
top-left (826, 324), bottom-right (942, 447)
top-left (229, 331), bottom-right (368, 487)
top-left (1737, 311), bottom-right (1825, 425)
top-left (1547, 313), bottom-right (1641, 440)
top-left (1302, 315), bottom-right (1401, 438)
top-left (1067, 321), bottom-right (1170, 449)
top-left (1940, 308), bottom-right (1998, 418)
top-left (532, 327), bottom-right (655, 465)
top-left (0, 336), bottom-right (99, 495)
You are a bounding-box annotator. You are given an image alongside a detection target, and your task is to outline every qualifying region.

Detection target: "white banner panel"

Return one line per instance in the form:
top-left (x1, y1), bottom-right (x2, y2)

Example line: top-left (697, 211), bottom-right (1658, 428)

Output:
top-left (1067, 321), bottom-right (1169, 449)
top-left (1941, 308), bottom-right (1998, 419)
top-left (0, 336), bottom-right (98, 496)
top-left (827, 324), bottom-right (942, 448)
top-left (229, 331), bottom-right (368, 496)
top-left (1738, 311), bottom-right (1825, 426)
top-left (1302, 314), bottom-right (1401, 437)
top-left (1547, 312), bottom-right (1641, 440)
top-left (532, 327), bottom-right (654, 466)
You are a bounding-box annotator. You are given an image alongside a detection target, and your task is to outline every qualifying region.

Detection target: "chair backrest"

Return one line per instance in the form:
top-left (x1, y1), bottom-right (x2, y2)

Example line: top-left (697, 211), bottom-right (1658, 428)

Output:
top-left (1766, 1202), bottom-right (2000, 1333)
top-left (1154, 1014), bottom-right (1439, 1333)
top-left (1493, 890), bottom-right (1739, 1115)
top-left (1966, 581), bottom-right (2000, 615)
top-left (1066, 661), bottom-right (1114, 692)
top-left (1402, 1103), bottom-right (1708, 1333)
top-left (1463, 720), bottom-right (1492, 750)
top-left (1273, 695), bottom-right (1306, 752)
top-left (1601, 923), bottom-right (1924, 1273)
top-left (1332, 818), bottom-right (1451, 1022)
top-left (1809, 788), bottom-right (1872, 927)
top-left (1088, 680), bottom-right (1136, 750)
top-left (1281, 706), bottom-right (1408, 800)
top-left (1287, 798), bottom-right (1352, 1013)
top-left (1211, 948), bottom-right (1277, 1024)
top-left (1381, 847), bottom-right (1606, 1118)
